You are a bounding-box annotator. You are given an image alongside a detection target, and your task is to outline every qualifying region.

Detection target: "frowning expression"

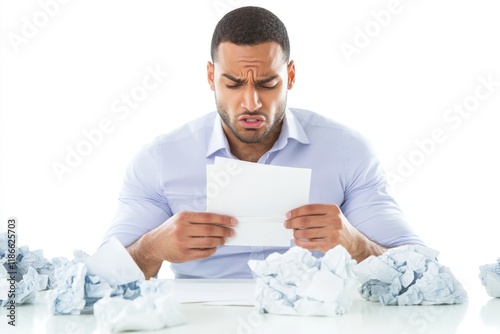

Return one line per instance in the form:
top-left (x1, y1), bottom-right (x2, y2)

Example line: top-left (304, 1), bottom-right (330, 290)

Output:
top-left (208, 42), bottom-right (295, 144)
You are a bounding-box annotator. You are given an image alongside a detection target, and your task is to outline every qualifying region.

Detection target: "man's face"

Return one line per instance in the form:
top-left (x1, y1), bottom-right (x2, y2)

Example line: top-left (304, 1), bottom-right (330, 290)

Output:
top-left (207, 42), bottom-right (295, 144)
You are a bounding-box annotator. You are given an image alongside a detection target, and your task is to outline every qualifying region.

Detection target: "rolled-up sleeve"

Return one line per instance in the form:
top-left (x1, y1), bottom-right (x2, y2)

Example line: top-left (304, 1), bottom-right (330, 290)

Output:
top-left (101, 140), bottom-right (172, 247)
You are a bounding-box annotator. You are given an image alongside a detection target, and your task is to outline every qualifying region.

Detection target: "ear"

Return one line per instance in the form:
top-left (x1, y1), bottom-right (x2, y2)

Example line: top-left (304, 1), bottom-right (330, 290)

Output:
top-left (287, 60), bottom-right (296, 90)
top-left (207, 61), bottom-right (215, 91)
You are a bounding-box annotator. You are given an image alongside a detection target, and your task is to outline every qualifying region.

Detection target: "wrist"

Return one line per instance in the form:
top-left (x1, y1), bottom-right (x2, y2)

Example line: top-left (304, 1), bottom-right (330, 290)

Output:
top-left (347, 230), bottom-right (386, 263)
top-left (127, 232), bottom-right (163, 279)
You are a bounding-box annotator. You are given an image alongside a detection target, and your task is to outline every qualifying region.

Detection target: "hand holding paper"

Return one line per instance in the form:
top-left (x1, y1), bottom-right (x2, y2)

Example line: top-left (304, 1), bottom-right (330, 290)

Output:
top-left (285, 203), bottom-right (353, 253)
top-left (207, 157), bottom-right (311, 246)
top-left (132, 211), bottom-right (236, 269)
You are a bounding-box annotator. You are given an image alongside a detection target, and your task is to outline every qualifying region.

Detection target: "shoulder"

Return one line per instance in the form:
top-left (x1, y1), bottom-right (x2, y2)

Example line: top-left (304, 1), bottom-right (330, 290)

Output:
top-left (152, 112), bottom-right (217, 146)
top-left (129, 112), bottom-right (216, 166)
top-left (288, 107), bottom-right (374, 151)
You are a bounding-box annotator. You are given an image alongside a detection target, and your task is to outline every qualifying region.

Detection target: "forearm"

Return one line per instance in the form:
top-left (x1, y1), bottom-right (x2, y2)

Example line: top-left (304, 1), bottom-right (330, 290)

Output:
top-left (347, 231), bottom-right (388, 263)
top-left (127, 232), bottom-right (163, 280)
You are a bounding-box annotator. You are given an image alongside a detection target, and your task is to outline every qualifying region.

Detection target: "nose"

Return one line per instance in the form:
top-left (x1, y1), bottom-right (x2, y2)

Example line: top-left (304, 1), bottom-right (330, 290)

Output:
top-left (240, 86), bottom-right (262, 112)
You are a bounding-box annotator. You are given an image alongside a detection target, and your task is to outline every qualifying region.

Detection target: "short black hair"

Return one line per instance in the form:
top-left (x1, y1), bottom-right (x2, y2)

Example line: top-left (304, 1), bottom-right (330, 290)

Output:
top-left (210, 6), bottom-right (290, 63)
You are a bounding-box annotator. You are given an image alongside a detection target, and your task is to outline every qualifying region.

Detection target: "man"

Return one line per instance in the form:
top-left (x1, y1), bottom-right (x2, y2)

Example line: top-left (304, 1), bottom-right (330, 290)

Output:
top-left (101, 6), bottom-right (423, 279)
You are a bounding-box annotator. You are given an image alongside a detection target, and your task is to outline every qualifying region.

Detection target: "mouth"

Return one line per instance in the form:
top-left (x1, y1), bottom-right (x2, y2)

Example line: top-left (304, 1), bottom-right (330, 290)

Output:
top-left (238, 114), bottom-right (265, 129)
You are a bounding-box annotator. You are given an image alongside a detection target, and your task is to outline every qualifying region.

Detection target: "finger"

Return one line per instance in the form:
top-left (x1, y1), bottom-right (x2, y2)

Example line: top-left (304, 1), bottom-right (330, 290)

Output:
top-left (285, 214), bottom-right (336, 229)
top-left (293, 227), bottom-right (327, 240)
top-left (188, 235), bottom-right (227, 249)
top-left (178, 211), bottom-right (237, 227)
top-left (186, 224), bottom-right (235, 238)
top-left (286, 204), bottom-right (340, 219)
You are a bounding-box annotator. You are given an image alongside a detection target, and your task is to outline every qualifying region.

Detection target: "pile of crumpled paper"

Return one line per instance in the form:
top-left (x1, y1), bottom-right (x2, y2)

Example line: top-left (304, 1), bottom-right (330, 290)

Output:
top-left (249, 244), bottom-right (469, 315)
top-left (93, 279), bottom-right (185, 333)
top-left (0, 232), bottom-right (56, 307)
top-left (352, 245), bottom-right (468, 305)
top-left (248, 245), bottom-right (357, 316)
top-left (46, 237), bottom-right (186, 332)
top-left (46, 249), bottom-right (143, 315)
top-left (2, 231), bottom-right (476, 327)
top-left (0, 234), bottom-right (185, 333)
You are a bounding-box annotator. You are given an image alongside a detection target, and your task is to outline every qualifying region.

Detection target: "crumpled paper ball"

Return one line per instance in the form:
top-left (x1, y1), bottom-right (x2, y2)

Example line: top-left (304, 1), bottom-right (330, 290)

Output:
top-left (47, 261), bottom-right (87, 315)
top-left (0, 266), bottom-right (48, 307)
top-left (93, 279), bottom-right (186, 333)
top-left (353, 245), bottom-right (468, 305)
top-left (0, 233), bottom-right (52, 307)
top-left (248, 245), bottom-right (357, 316)
top-left (47, 251), bottom-right (141, 315)
top-left (479, 258), bottom-right (500, 298)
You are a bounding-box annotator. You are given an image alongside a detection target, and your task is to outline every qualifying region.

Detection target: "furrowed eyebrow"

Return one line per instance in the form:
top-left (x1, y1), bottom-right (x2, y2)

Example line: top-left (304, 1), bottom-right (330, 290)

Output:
top-left (255, 75), bottom-right (279, 85)
top-left (221, 74), bottom-right (279, 85)
top-left (222, 74), bottom-right (244, 84)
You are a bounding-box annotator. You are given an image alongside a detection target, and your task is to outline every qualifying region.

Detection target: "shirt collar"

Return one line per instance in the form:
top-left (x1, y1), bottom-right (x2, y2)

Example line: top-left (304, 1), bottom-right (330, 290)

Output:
top-left (206, 108), bottom-right (310, 158)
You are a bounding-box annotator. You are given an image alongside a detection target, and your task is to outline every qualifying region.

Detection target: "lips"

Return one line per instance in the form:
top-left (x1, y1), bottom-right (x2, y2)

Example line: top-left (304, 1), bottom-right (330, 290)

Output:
top-left (238, 114), bottom-right (265, 129)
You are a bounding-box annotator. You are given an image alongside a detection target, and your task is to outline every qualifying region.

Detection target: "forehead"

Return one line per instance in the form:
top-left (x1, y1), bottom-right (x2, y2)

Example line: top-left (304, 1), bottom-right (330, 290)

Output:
top-left (215, 42), bottom-right (286, 73)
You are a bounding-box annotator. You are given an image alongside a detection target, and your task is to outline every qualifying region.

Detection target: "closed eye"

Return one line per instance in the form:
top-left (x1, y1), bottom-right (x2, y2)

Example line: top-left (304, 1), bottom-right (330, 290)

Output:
top-left (259, 84), bottom-right (278, 90)
top-left (225, 84), bottom-right (242, 89)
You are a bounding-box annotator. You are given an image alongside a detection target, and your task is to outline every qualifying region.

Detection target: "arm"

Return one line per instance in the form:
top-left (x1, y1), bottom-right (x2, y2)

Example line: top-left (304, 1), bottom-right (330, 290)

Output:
top-left (127, 212), bottom-right (236, 279)
top-left (127, 229), bottom-right (163, 280)
top-left (285, 203), bottom-right (388, 263)
top-left (101, 140), bottom-right (236, 279)
top-left (285, 131), bottom-right (423, 262)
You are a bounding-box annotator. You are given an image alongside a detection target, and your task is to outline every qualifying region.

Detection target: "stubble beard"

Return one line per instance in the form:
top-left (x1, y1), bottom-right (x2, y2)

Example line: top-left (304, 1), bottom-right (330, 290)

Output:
top-left (216, 97), bottom-right (287, 144)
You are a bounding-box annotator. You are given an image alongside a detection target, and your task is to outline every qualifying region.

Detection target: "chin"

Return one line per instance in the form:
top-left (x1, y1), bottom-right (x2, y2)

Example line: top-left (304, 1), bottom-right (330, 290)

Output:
top-left (236, 132), bottom-right (266, 144)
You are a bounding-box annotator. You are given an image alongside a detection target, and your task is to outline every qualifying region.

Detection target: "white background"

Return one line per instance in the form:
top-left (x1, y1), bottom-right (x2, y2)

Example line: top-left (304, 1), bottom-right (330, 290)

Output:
top-left (1, 0), bottom-right (499, 309)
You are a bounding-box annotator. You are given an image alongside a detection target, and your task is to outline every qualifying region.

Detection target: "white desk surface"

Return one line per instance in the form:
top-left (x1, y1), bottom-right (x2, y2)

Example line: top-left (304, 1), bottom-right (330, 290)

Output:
top-left (1, 279), bottom-right (499, 334)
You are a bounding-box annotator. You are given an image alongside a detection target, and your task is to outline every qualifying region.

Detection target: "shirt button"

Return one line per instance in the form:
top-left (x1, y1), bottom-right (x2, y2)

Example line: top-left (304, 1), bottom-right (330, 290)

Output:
top-left (250, 246), bottom-right (264, 260)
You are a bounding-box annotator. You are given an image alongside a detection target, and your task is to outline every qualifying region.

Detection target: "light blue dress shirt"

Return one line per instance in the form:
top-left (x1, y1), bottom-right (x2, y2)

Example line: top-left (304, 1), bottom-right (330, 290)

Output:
top-left (102, 108), bottom-right (423, 278)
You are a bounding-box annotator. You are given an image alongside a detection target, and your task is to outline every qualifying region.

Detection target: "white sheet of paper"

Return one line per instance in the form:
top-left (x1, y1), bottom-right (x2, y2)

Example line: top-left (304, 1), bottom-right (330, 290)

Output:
top-left (85, 237), bottom-right (145, 286)
top-left (173, 279), bottom-right (255, 305)
top-left (206, 157), bottom-right (311, 246)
